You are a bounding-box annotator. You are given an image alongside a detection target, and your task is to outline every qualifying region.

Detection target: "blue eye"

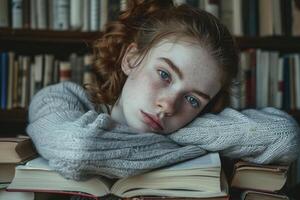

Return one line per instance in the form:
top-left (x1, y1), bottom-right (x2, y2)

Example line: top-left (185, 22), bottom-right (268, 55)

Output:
top-left (158, 70), bottom-right (171, 82)
top-left (185, 95), bottom-right (200, 108)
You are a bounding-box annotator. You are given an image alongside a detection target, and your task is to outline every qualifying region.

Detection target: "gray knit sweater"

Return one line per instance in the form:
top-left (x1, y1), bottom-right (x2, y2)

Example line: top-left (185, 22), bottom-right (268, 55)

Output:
top-left (27, 82), bottom-right (300, 180)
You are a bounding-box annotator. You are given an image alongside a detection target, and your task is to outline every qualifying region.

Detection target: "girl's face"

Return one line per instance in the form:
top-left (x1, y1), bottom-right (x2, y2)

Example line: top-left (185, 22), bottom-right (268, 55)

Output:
top-left (111, 39), bottom-right (222, 134)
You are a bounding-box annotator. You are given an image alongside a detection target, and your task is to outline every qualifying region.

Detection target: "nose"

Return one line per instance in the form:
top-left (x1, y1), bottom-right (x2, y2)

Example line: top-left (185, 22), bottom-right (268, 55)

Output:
top-left (156, 94), bottom-right (180, 117)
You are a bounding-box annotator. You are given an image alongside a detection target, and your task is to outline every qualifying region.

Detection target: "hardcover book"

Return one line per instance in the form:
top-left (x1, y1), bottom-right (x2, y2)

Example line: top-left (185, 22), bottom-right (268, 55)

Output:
top-left (7, 153), bottom-right (229, 200)
top-left (230, 161), bottom-right (289, 192)
top-left (0, 136), bottom-right (37, 164)
top-left (241, 190), bottom-right (289, 200)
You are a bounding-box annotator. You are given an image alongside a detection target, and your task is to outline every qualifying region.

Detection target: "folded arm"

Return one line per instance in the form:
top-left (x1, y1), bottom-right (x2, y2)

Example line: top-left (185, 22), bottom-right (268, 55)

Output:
top-left (27, 82), bottom-right (203, 180)
top-left (169, 107), bottom-right (300, 164)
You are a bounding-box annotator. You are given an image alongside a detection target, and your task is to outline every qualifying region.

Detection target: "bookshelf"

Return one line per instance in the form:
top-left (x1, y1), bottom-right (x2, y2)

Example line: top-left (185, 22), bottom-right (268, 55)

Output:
top-left (1, 1), bottom-right (300, 200)
top-left (1, 29), bottom-right (300, 136)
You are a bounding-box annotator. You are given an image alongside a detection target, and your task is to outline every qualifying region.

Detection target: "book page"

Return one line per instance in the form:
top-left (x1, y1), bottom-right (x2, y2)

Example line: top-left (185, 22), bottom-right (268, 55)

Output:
top-left (164, 152), bottom-right (220, 170)
top-left (18, 157), bottom-right (51, 171)
top-left (10, 157), bottom-right (115, 197)
top-left (0, 136), bottom-right (29, 142)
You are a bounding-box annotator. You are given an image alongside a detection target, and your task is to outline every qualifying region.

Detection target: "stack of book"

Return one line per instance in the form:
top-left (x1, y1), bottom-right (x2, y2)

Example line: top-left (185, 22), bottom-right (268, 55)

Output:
top-left (5, 152), bottom-right (229, 200)
top-left (1, 135), bottom-right (295, 200)
top-left (229, 161), bottom-right (290, 200)
top-left (0, 135), bottom-right (37, 200)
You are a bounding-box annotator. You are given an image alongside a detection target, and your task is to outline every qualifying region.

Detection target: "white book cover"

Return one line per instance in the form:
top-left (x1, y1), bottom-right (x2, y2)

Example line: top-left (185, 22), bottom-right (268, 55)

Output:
top-left (53, 0), bottom-right (70, 30)
top-left (12, 0), bottom-right (23, 28)
top-left (295, 54), bottom-right (300, 109)
top-left (70, 0), bottom-right (83, 30)
top-left (0, 0), bottom-right (9, 27)
top-left (36, 0), bottom-right (47, 29)
top-left (90, 0), bottom-right (100, 31)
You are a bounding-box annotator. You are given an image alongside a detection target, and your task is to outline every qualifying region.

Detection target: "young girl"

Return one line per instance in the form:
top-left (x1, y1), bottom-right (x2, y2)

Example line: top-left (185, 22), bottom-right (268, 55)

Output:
top-left (27, 0), bottom-right (299, 180)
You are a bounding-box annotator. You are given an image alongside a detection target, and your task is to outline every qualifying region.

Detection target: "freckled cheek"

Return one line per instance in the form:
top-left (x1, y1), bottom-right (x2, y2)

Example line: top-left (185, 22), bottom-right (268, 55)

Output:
top-left (140, 73), bottom-right (162, 93)
top-left (176, 105), bottom-right (201, 122)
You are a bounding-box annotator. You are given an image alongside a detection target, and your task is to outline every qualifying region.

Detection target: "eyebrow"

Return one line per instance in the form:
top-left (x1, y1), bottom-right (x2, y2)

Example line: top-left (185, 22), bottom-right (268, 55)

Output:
top-left (159, 57), bottom-right (183, 79)
top-left (191, 90), bottom-right (211, 101)
top-left (158, 57), bottom-right (211, 101)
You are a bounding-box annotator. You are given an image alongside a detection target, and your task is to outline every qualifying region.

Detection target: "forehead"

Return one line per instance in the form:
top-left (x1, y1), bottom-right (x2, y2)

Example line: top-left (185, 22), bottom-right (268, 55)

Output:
top-left (147, 39), bottom-right (222, 97)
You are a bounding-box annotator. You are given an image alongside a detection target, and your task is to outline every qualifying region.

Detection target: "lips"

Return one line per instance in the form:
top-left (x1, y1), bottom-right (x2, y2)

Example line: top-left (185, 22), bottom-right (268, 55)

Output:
top-left (140, 110), bottom-right (164, 131)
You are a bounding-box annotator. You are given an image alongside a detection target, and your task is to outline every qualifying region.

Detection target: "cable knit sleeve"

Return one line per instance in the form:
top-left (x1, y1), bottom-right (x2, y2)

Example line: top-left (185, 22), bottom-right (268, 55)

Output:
top-left (169, 107), bottom-right (300, 164)
top-left (26, 82), bottom-right (98, 170)
top-left (26, 82), bottom-right (204, 180)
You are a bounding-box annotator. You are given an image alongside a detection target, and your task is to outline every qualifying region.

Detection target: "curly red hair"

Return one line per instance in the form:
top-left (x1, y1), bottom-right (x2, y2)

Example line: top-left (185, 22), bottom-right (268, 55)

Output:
top-left (87, 0), bottom-right (239, 114)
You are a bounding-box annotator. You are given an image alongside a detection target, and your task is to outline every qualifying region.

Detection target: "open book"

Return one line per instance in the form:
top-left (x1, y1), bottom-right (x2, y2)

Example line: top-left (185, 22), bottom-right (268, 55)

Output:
top-left (7, 153), bottom-right (228, 199)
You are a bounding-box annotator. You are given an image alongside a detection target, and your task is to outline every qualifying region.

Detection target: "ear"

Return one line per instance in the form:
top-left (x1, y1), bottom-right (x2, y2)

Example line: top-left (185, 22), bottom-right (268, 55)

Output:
top-left (121, 43), bottom-right (139, 75)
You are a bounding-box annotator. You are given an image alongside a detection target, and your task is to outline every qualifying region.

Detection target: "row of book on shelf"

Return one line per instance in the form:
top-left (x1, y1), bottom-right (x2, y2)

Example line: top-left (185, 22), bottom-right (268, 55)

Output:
top-left (0, 52), bottom-right (95, 110)
top-left (1, 49), bottom-right (300, 111)
top-left (0, 135), bottom-right (294, 200)
top-left (175, 0), bottom-right (300, 37)
top-left (0, 0), bottom-right (125, 32)
top-left (0, 0), bottom-right (300, 36)
top-left (230, 49), bottom-right (300, 111)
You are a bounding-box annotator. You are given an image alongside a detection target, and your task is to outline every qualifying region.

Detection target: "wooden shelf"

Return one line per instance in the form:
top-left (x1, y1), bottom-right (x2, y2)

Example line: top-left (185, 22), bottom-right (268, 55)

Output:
top-left (2, 29), bottom-right (300, 54)
top-left (0, 28), bottom-right (101, 56)
top-left (236, 36), bottom-right (300, 52)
